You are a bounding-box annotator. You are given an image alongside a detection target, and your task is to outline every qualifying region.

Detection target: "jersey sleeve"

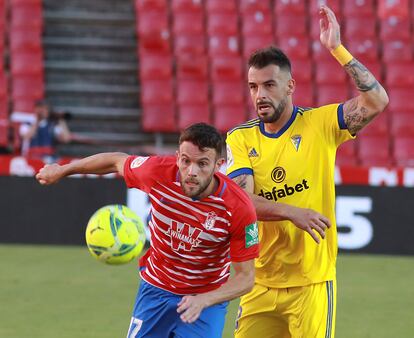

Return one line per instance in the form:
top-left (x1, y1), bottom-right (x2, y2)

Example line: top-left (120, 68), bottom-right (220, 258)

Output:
top-left (225, 130), bottom-right (253, 179)
top-left (123, 155), bottom-right (157, 193)
top-left (309, 103), bottom-right (355, 147)
top-left (229, 196), bottom-right (259, 262)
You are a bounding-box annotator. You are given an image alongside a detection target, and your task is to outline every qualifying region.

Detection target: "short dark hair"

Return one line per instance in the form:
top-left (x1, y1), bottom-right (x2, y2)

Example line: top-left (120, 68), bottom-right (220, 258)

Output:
top-left (179, 123), bottom-right (224, 156)
top-left (248, 46), bottom-right (291, 73)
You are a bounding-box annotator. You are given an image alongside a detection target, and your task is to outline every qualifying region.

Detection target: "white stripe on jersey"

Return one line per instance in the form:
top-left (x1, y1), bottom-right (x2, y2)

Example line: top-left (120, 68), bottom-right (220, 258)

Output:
top-left (160, 182), bottom-right (227, 211)
top-left (149, 260), bottom-right (206, 287)
top-left (150, 193), bottom-right (198, 223)
top-left (152, 186), bottom-right (230, 225)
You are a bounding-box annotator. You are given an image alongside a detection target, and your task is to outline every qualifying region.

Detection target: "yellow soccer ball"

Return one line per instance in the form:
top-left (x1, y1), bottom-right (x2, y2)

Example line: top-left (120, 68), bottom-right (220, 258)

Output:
top-left (85, 205), bottom-right (146, 265)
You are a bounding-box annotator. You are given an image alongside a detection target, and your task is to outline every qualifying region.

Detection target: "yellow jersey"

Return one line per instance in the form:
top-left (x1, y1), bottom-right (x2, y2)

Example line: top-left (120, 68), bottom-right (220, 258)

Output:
top-left (226, 104), bottom-right (354, 288)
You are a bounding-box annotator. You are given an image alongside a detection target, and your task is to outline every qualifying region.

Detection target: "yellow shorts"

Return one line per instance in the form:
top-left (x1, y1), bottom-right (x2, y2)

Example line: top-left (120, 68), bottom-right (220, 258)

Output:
top-left (234, 280), bottom-right (336, 338)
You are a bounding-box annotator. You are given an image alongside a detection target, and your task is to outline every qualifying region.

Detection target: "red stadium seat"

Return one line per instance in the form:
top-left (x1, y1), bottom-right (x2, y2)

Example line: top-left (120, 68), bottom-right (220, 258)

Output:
top-left (358, 112), bottom-right (389, 137)
top-left (311, 40), bottom-right (333, 61)
top-left (171, 0), bottom-right (203, 14)
top-left (174, 34), bottom-right (206, 56)
top-left (178, 104), bottom-right (211, 129)
top-left (136, 12), bottom-right (171, 53)
top-left (176, 55), bottom-right (208, 80)
top-left (316, 85), bottom-right (350, 107)
top-left (142, 104), bottom-right (176, 132)
top-left (139, 53), bottom-right (173, 80)
top-left (207, 13), bottom-right (238, 35)
top-left (387, 88), bottom-right (414, 113)
top-left (140, 80), bottom-right (174, 105)
top-left (0, 119), bottom-right (9, 147)
top-left (358, 136), bottom-right (391, 167)
top-left (242, 11), bottom-right (273, 36)
top-left (213, 104), bottom-right (247, 133)
top-left (381, 39), bottom-right (412, 63)
top-left (10, 3), bottom-right (43, 29)
top-left (205, 0), bottom-right (237, 14)
top-left (275, 15), bottom-right (307, 38)
top-left (275, 0), bottom-right (306, 15)
top-left (315, 60), bottom-right (347, 85)
top-left (243, 35), bottom-right (275, 58)
top-left (210, 56), bottom-right (243, 81)
top-left (10, 52), bottom-right (43, 75)
top-left (0, 73), bottom-right (7, 98)
top-left (12, 75), bottom-right (44, 100)
top-left (212, 81), bottom-right (244, 106)
top-left (9, 29), bottom-right (42, 52)
top-left (12, 98), bottom-right (37, 112)
top-left (393, 136), bottom-right (414, 166)
top-left (293, 82), bottom-right (314, 108)
top-left (347, 38), bottom-right (379, 62)
top-left (378, 0), bottom-right (410, 19)
top-left (343, 0), bottom-right (375, 17)
top-left (344, 16), bottom-right (377, 40)
top-left (385, 62), bottom-right (414, 87)
top-left (208, 35), bottom-right (240, 57)
top-left (278, 35), bottom-right (311, 60)
top-left (135, 0), bottom-right (168, 12)
top-left (239, 0), bottom-right (271, 13)
top-left (336, 140), bottom-right (358, 166)
top-left (177, 80), bottom-right (209, 105)
top-left (380, 17), bottom-right (411, 41)
top-left (136, 10), bottom-right (168, 33)
top-left (309, 0), bottom-right (341, 17)
top-left (173, 12), bottom-right (204, 35)
top-left (391, 113), bottom-right (414, 137)
top-left (290, 59), bottom-right (312, 83)
top-left (0, 98), bottom-right (8, 119)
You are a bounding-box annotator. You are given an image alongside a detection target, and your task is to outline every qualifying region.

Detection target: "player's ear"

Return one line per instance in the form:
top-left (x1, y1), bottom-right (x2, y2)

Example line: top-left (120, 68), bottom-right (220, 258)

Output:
top-left (215, 157), bottom-right (225, 172)
top-left (287, 78), bottom-right (296, 96)
top-left (176, 150), bottom-right (180, 165)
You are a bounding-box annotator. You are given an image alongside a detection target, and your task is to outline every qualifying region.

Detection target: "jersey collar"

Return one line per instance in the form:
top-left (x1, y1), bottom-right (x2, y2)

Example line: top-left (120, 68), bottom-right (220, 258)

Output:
top-left (259, 106), bottom-right (298, 138)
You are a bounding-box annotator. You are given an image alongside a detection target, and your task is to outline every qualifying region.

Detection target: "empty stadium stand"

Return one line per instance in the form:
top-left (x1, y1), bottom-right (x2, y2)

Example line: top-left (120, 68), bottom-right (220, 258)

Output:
top-left (0, 0), bottom-right (412, 165)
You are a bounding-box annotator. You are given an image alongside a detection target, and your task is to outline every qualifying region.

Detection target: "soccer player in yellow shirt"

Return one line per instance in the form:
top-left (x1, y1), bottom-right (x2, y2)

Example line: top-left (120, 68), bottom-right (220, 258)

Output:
top-left (226, 6), bottom-right (389, 338)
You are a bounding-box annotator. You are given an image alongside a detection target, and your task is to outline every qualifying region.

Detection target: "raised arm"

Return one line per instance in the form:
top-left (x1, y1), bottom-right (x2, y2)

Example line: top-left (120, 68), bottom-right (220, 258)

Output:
top-left (36, 152), bottom-right (129, 185)
top-left (232, 174), bottom-right (331, 244)
top-left (319, 5), bottom-right (389, 135)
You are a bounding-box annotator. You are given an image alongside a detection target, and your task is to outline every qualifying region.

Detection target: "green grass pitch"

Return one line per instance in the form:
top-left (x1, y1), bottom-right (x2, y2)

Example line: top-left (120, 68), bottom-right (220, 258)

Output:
top-left (1, 244), bottom-right (413, 338)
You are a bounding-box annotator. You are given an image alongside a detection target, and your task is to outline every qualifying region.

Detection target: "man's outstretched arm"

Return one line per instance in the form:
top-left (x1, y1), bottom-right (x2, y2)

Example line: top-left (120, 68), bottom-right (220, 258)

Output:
top-left (36, 152), bottom-right (129, 185)
top-left (232, 174), bottom-right (331, 244)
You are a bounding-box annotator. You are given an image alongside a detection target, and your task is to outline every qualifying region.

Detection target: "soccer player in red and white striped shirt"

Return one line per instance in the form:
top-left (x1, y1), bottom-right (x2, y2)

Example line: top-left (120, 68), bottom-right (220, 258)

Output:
top-left (36, 123), bottom-right (259, 338)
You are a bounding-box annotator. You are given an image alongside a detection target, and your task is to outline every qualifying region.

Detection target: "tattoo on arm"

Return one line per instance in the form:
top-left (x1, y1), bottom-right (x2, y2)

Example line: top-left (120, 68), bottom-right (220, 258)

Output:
top-left (343, 98), bottom-right (375, 135)
top-left (232, 174), bottom-right (248, 189)
top-left (344, 59), bottom-right (379, 92)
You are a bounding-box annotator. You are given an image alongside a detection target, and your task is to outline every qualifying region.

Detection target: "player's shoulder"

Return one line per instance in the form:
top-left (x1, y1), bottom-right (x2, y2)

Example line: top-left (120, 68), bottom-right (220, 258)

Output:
top-left (216, 172), bottom-right (255, 209)
top-left (127, 155), bottom-right (177, 176)
top-left (297, 103), bottom-right (341, 116)
top-left (227, 118), bottom-right (261, 136)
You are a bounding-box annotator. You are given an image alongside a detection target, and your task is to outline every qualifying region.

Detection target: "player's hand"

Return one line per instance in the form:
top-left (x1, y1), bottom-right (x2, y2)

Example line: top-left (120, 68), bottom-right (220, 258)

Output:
top-left (177, 294), bottom-right (208, 323)
top-left (36, 163), bottom-right (64, 185)
top-left (288, 207), bottom-right (331, 244)
top-left (319, 5), bottom-right (341, 51)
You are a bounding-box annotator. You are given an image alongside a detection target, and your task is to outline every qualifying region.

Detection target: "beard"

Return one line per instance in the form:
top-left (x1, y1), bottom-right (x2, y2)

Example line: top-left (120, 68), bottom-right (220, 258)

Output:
top-left (180, 173), bottom-right (214, 199)
top-left (257, 97), bottom-right (287, 123)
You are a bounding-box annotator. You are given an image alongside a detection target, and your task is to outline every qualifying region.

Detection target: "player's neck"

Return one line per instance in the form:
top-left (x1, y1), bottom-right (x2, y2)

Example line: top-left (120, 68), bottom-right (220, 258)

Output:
top-left (263, 103), bottom-right (295, 134)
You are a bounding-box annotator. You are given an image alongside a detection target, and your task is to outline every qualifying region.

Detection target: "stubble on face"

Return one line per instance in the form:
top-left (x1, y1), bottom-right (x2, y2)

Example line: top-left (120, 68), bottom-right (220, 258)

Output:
top-left (257, 97), bottom-right (288, 123)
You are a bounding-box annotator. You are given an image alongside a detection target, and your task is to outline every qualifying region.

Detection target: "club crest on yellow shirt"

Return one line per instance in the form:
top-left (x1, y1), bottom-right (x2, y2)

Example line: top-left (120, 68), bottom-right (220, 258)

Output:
top-left (291, 135), bottom-right (302, 151)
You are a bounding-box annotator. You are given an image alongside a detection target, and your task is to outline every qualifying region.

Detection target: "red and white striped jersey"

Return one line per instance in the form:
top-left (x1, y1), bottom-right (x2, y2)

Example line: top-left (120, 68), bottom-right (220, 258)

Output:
top-left (123, 155), bottom-right (258, 295)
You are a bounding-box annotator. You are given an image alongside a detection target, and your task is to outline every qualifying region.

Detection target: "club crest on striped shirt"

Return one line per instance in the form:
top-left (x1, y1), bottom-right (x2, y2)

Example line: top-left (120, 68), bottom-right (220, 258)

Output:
top-left (291, 135), bottom-right (302, 152)
top-left (204, 211), bottom-right (217, 230)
